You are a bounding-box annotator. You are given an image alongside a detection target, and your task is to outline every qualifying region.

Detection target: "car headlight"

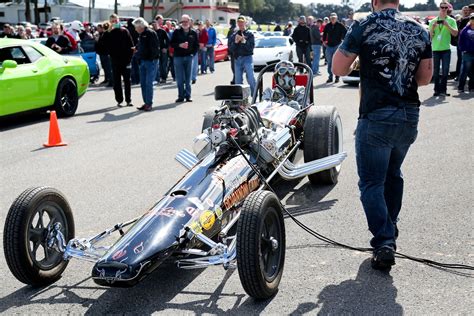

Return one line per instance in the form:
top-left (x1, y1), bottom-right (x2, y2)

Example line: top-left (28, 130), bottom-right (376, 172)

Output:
top-left (275, 51), bottom-right (284, 57)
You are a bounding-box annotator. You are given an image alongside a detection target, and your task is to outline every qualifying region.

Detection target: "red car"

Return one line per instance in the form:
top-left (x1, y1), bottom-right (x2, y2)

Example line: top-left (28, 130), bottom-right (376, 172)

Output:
top-left (214, 38), bottom-right (228, 62)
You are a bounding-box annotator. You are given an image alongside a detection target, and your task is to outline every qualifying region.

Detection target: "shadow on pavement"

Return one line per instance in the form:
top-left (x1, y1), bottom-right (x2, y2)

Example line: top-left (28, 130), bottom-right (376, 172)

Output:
top-left (0, 111), bottom-right (50, 132)
top-left (75, 106), bottom-right (120, 117)
top-left (87, 109), bottom-right (143, 123)
top-left (314, 258), bottom-right (403, 315)
top-left (422, 96), bottom-right (450, 107)
top-left (0, 263), bottom-right (274, 314)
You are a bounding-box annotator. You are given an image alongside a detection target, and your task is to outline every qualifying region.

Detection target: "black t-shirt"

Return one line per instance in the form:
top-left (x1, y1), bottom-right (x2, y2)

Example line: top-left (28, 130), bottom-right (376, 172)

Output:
top-left (339, 9), bottom-right (432, 115)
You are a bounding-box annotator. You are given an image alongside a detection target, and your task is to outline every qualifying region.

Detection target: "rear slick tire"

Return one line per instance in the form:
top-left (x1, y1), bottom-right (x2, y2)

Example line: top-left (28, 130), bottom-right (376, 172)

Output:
top-left (237, 191), bottom-right (285, 299)
top-left (303, 105), bottom-right (343, 185)
top-left (3, 187), bottom-right (75, 286)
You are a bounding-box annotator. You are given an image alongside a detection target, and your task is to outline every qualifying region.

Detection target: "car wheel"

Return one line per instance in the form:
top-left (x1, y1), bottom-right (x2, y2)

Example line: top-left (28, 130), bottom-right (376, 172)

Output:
top-left (3, 187), bottom-right (75, 286)
top-left (237, 190), bottom-right (285, 299)
top-left (303, 106), bottom-right (343, 185)
top-left (202, 107), bottom-right (218, 132)
top-left (54, 78), bottom-right (78, 117)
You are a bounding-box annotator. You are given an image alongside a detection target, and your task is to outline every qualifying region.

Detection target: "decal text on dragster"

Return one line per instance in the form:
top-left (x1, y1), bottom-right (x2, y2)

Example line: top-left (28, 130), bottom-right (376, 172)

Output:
top-left (223, 176), bottom-right (260, 209)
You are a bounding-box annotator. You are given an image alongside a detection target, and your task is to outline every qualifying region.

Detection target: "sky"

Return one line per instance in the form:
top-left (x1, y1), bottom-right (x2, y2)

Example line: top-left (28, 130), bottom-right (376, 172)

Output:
top-left (70, 0), bottom-right (429, 10)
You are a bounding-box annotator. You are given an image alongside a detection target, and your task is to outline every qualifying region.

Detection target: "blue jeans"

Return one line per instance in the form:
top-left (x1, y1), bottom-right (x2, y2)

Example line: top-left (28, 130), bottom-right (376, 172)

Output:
top-left (311, 44), bottom-right (321, 75)
top-left (296, 46), bottom-right (311, 68)
top-left (234, 55), bottom-right (256, 95)
top-left (192, 53), bottom-right (199, 81)
top-left (200, 48), bottom-right (207, 73)
top-left (458, 52), bottom-right (474, 91)
top-left (356, 106), bottom-right (419, 249)
top-left (174, 55), bottom-right (193, 99)
top-left (139, 59), bottom-right (158, 106)
top-left (206, 46), bottom-right (215, 72)
top-left (325, 45), bottom-right (338, 79)
top-left (154, 59), bottom-right (161, 82)
top-left (131, 54), bottom-right (140, 85)
top-left (433, 50), bottom-right (451, 93)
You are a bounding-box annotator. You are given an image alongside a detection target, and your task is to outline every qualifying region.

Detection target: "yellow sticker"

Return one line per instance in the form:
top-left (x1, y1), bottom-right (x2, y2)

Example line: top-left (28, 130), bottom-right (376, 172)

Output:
top-left (215, 206), bottom-right (223, 220)
top-left (189, 221), bottom-right (202, 234)
top-left (200, 210), bottom-right (216, 231)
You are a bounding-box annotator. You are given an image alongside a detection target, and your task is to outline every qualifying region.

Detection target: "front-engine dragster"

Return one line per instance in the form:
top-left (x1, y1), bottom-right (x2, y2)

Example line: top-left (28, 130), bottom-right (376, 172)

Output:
top-left (3, 62), bottom-right (346, 299)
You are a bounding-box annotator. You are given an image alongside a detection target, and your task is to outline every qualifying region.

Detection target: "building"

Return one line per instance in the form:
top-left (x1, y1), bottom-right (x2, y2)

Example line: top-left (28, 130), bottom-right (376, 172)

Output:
top-left (0, 2), bottom-right (138, 24)
top-left (143, 0), bottom-right (240, 24)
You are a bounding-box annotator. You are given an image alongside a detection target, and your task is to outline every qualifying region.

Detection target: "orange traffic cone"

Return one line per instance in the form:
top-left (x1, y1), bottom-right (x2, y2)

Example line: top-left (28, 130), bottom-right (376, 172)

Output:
top-left (43, 111), bottom-right (67, 147)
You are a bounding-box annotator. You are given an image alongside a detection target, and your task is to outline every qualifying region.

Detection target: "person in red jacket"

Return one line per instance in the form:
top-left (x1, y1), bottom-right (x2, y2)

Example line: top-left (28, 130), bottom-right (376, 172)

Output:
top-left (197, 21), bottom-right (209, 74)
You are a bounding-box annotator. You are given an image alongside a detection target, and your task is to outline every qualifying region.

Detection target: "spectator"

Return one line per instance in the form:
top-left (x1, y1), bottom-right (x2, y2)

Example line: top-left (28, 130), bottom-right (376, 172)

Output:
top-left (206, 20), bottom-right (217, 73)
top-left (106, 14), bottom-right (135, 107)
top-left (46, 23), bottom-right (72, 54)
top-left (344, 11), bottom-right (355, 28)
top-left (168, 22), bottom-right (177, 81)
top-left (227, 18), bottom-right (237, 84)
top-left (190, 19), bottom-right (200, 84)
top-left (170, 14), bottom-right (199, 102)
top-left (257, 24), bottom-right (262, 32)
top-left (456, 6), bottom-right (472, 79)
top-left (154, 15), bottom-right (170, 84)
top-left (309, 17), bottom-right (323, 75)
top-left (62, 28), bottom-right (79, 53)
top-left (332, 0), bottom-right (432, 270)
top-left (323, 12), bottom-right (347, 83)
top-left (229, 16), bottom-right (256, 95)
top-left (68, 20), bottom-right (83, 45)
top-left (96, 22), bottom-right (113, 87)
top-left (127, 18), bottom-right (140, 85)
top-left (283, 22), bottom-right (293, 36)
top-left (322, 18), bottom-right (329, 63)
top-left (1, 24), bottom-right (19, 38)
top-left (197, 21), bottom-right (209, 74)
top-left (25, 26), bottom-right (36, 39)
top-left (292, 16), bottom-right (312, 69)
top-left (457, 13), bottom-right (474, 93)
top-left (133, 18), bottom-right (160, 112)
top-left (429, 1), bottom-right (458, 96)
top-left (80, 22), bottom-right (94, 41)
top-left (16, 25), bottom-right (27, 39)
top-left (274, 24), bottom-right (282, 32)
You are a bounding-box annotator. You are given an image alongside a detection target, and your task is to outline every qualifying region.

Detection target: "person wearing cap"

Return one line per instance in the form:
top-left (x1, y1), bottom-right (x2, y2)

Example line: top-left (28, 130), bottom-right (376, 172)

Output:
top-left (332, 0), bottom-right (432, 270)
top-left (323, 12), bottom-right (347, 83)
top-left (457, 13), bottom-right (474, 92)
top-left (133, 18), bottom-right (160, 112)
top-left (429, 1), bottom-right (458, 96)
top-left (229, 16), bottom-right (256, 94)
top-left (292, 16), bottom-right (312, 69)
top-left (170, 14), bottom-right (199, 102)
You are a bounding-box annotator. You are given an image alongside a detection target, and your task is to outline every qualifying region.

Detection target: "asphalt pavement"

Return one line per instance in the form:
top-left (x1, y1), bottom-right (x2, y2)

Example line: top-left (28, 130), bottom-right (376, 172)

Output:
top-left (0, 60), bottom-right (472, 315)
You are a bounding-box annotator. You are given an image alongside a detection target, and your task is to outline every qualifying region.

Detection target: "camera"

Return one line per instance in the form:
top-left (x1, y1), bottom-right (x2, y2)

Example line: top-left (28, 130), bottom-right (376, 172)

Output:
top-left (437, 20), bottom-right (444, 24)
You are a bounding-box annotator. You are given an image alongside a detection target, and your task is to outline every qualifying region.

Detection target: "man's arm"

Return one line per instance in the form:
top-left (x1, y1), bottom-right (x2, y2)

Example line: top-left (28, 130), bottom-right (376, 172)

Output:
top-left (444, 19), bottom-right (458, 37)
top-left (332, 48), bottom-right (357, 76)
top-left (415, 58), bottom-right (433, 86)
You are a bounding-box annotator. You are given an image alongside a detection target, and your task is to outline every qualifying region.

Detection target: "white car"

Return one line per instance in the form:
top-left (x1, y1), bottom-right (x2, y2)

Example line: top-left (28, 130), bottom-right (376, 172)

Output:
top-left (253, 36), bottom-right (296, 71)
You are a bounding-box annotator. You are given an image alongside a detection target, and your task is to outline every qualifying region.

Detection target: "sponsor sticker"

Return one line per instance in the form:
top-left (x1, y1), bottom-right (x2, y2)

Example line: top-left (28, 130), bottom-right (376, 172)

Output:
top-left (133, 241), bottom-right (144, 254)
top-left (199, 210), bottom-right (216, 231)
top-left (112, 249), bottom-right (127, 261)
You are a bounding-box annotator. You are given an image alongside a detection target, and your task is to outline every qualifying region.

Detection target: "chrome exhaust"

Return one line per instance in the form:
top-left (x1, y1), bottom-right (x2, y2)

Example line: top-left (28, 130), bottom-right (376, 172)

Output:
top-left (277, 152), bottom-right (347, 180)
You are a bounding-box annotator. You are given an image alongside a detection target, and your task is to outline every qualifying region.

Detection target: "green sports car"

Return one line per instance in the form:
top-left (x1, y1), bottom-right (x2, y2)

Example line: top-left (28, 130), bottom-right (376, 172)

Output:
top-left (0, 38), bottom-right (89, 117)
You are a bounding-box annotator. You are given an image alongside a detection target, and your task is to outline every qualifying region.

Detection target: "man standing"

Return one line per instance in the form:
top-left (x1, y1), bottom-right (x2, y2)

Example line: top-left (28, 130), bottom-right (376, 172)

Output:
top-left (455, 6), bottom-right (471, 80)
top-left (429, 1), bottom-right (458, 96)
top-left (457, 13), bottom-right (474, 93)
top-left (227, 19), bottom-right (237, 84)
top-left (133, 18), bottom-right (160, 112)
top-left (206, 20), bottom-right (217, 73)
top-left (309, 17), bottom-right (323, 75)
top-left (1, 24), bottom-right (19, 38)
top-left (154, 15), bottom-right (170, 84)
top-left (197, 21), bottom-right (209, 74)
top-left (46, 23), bottom-right (72, 55)
top-left (333, 0), bottom-right (432, 270)
top-left (292, 16), bottom-right (312, 69)
top-left (127, 18), bottom-right (141, 85)
top-left (229, 16), bottom-right (256, 95)
top-left (170, 14), bottom-right (199, 102)
top-left (96, 23), bottom-right (113, 86)
top-left (106, 14), bottom-right (135, 107)
top-left (191, 19), bottom-right (199, 84)
top-left (323, 13), bottom-right (347, 83)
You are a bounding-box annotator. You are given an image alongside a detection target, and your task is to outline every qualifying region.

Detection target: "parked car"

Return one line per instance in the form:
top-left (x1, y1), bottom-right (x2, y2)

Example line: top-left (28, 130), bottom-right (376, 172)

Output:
top-left (253, 36), bottom-right (296, 71)
top-left (0, 39), bottom-right (89, 117)
top-left (214, 38), bottom-right (229, 62)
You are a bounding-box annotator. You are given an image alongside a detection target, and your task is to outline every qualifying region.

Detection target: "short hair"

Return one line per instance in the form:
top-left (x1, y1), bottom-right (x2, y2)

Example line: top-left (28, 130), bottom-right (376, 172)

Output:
top-left (378, 0), bottom-right (399, 5)
top-left (109, 13), bottom-right (118, 20)
top-left (155, 14), bottom-right (163, 20)
top-left (181, 14), bottom-right (191, 22)
top-left (132, 17), bottom-right (148, 28)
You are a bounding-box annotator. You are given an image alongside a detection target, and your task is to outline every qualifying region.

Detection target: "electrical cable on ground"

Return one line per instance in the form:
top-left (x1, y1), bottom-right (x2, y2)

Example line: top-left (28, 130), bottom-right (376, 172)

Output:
top-left (229, 136), bottom-right (474, 274)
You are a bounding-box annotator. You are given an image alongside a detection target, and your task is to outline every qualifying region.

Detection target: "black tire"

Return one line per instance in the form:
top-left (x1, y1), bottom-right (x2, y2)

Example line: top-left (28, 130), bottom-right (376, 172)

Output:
top-left (54, 78), bottom-right (79, 117)
top-left (303, 106), bottom-right (343, 185)
top-left (201, 107), bottom-right (218, 132)
top-left (3, 187), bottom-right (75, 286)
top-left (237, 191), bottom-right (285, 299)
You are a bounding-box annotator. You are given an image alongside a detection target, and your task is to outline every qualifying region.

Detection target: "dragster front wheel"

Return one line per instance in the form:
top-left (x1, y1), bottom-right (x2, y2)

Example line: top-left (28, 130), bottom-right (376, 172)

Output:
top-left (3, 187), bottom-right (75, 286)
top-left (237, 190), bottom-right (286, 299)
